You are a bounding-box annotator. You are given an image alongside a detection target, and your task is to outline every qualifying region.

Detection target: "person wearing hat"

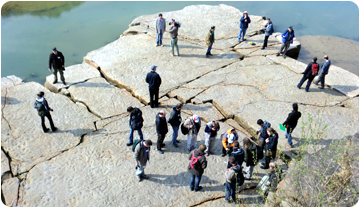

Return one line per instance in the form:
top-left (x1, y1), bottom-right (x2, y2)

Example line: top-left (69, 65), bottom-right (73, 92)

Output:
top-left (296, 57), bottom-right (319, 92)
top-left (48, 47), bottom-right (66, 85)
top-left (276, 26), bottom-right (296, 59)
top-left (33, 91), bottom-right (57, 133)
top-left (184, 115), bottom-right (202, 151)
top-left (169, 19), bottom-right (180, 56)
top-left (155, 13), bottom-right (166, 46)
top-left (145, 65), bottom-right (162, 108)
top-left (205, 26), bottom-right (215, 58)
top-left (221, 129), bottom-right (239, 157)
top-left (238, 11), bottom-right (251, 42)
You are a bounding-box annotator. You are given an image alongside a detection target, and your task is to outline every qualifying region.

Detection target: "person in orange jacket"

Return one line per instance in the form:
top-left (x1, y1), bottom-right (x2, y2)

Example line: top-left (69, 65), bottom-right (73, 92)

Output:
top-left (221, 129), bottom-right (239, 157)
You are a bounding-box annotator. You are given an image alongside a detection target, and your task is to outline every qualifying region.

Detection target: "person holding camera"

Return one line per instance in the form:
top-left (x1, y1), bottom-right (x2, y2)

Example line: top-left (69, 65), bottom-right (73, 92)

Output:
top-left (169, 19), bottom-right (180, 56)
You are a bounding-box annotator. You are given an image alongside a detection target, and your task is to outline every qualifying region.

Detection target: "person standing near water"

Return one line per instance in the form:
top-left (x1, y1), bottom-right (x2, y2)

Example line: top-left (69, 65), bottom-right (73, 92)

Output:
top-left (261, 18), bottom-right (274, 50)
top-left (314, 55), bottom-right (331, 89)
top-left (48, 47), bottom-right (66, 85)
top-left (238, 11), bottom-right (251, 42)
top-left (205, 26), bottom-right (215, 58)
top-left (276, 26), bottom-right (296, 59)
top-left (145, 65), bottom-right (162, 108)
top-left (33, 91), bottom-right (57, 133)
top-left (155, 13), bottom-right (166, 47)
top-left (169, 19), bottom-right (180, 56)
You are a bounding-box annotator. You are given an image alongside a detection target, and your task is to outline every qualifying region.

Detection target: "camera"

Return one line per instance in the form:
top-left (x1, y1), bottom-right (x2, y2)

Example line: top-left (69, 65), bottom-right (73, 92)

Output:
top-left (169, 19), bottom-right (181, 27)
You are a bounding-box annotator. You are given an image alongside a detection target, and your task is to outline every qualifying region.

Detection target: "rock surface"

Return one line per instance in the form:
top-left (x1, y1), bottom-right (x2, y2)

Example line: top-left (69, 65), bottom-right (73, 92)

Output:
top-left (2, 177), bottom-right (19, 206)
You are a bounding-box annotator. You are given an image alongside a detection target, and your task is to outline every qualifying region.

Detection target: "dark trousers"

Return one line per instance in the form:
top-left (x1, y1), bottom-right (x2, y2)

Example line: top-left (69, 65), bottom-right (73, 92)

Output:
top-left (278, 40), bottom-right (291, 57)
top-left (149, 88), bottom-right (159, 108)
top-left (262, 35), bottom-right (270, 48)
top-left (297, 75), bottom-right (315, 92)
top-left (41, 111), bottom-right (55, 132)
top-left (190, 174), bottom-right (202, 190)
top-left (206, 43), bottom-right (213, 55)
top-left (264, 149), bottom-right (276, 168)
top-left (157, 133), bottom-right (166, 150)
top-left (315, 73), bottom-right (326, 88)
top-left (222, 146), bottom-right (233, 156)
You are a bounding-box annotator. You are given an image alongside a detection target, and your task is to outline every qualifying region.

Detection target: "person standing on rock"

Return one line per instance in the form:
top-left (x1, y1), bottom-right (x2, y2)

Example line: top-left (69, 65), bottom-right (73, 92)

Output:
top-left (48, 47), bottom-right (66, 85)
top-left (261, 128), bottom-right (278, 169)
top-left (261, 18), bottom-right (274, 50)
top-left (225, 156), bottom-right (241, 204)
top-left (155, 13), bottom-right (166, 47)
top-left (221, 129), bottom-right (238, 157)
top-left (169, 19), bottom-right (179, 56)
top-left (256, 119), bottom-right (271, 150)
top-left (314, 55), bottom-right (331, 89)
top-left (238, 11), bottom-right (251, 42)
top-left (167, 103), bottom-right (183, 147)
top-left (188, 144), bottom-right (207, 192)
top-left (297, 57), bottom-right (320, 92)
top-left (203, 120), bottom-right (220, 156)
top-left (243, 137), bottom-right (257, 180)
top-left (276, 26), bottom-right (296, 59)
top-left (126, 106), bottom-right (144, 146)
top-left (282, 103), bottom-right (301, 148)
top-left (184, 115), bottom-right (201, 151)
top-left (145, 65), bottom-right (162, 108)
top-left (34, 91), bottom-right (58, 133)
top-left (205, 26), bottom-right (215, 58)
top-left (227, 140), bottom-right (245, 168)
top-left (155, 110), bottom-right (168, 154)
top-left (134, 139), bottom-right (153, 182)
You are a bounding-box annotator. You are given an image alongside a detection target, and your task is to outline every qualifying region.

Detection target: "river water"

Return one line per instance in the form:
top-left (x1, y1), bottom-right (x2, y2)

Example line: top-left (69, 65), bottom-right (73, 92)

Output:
top-left (1, 1), bottom-right (359, 83)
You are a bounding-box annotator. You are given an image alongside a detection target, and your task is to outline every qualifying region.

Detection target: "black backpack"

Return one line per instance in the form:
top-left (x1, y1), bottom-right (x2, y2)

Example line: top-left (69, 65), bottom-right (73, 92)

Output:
top-left (35, 101), bottom-right (46, 116)
top-left (180, 123), bottom-right (189, 135)
top-left (256, 145), bottom-right (264, 161)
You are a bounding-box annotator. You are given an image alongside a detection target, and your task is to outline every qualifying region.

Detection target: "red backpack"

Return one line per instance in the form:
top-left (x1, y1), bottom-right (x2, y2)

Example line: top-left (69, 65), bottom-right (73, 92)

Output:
top-left (311, 63), bottom-right (319, 76)
top-left (190, 152), bottom-right (203, 169)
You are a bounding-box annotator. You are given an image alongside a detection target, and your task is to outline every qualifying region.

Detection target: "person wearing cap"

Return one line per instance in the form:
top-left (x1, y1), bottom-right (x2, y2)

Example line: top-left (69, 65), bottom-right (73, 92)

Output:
top-left (203, 120), bottom-right (220, 156)
top-left (155, 13), bottom-right (166, 47)
top-left (261, 18), bottom-right (274, 50)
top-left (282, 103), bottom-right (301, 148)
top-left (145, 65), bottom-right (162, 108)
top-left (296, 57), bottom-right (319, 92)
top-left (169, 19), bottom-right (179, 56)
top-left (205, 26), bottom-right (215, 58)
top-left (238, 11), bottom-right (251, 42)
top-left (221, 129), bottom-right (239, 157)
top-left (184, 115), bottom-right (202, 151)
top-left (276, 26), bottom-right (296, 58)
top-left (48, 47), bottom-right (66, 85)
top-left (155, 110), bottom-right (168, 154)
top-left (33, 91), bottom-right (57, 133)
top-left (314, 55), bottom-right (331, 89)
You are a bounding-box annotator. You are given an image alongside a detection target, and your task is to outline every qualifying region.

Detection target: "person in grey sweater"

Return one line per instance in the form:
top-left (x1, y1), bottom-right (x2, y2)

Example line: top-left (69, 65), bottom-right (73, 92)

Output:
top-left (261, 18), bottom-right (274, 50)
top-left (169, 19), bottom-right (179, 56)
top-left (134, 140), bottom-right (153, 182)
top-left (155, 13), bottom-right (166, 46)
top-left (314, 55), bottom-right (331, 89)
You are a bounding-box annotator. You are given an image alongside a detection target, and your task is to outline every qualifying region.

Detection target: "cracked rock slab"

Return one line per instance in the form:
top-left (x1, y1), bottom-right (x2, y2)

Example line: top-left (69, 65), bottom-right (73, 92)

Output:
top-left (168, 87), bottom-right (205, 103)
top-left (1, 82), bottom-right (97, 175)
top-left (2, 177), bottom-right (19, 206)
top-left (1, 149), bottom-right (10, 177)
top-left (44, 63), bottom-right (101, 96)
top-left (84, 34), bottom-right (240, 104)
top-left (182, 103), bottom-right (225, 123)
top-left (67, 77), bottom-right (144, 119)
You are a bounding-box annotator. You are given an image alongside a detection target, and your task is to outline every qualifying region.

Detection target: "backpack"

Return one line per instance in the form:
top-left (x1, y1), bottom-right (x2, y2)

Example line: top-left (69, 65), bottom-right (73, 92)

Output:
top-left (190, 151), bottom-right (203, 169)
top-left (311, 63), bottom-right (319, 76)
top-left (132, 139), bottom-right (142, 152)
top-left (256, 145), bottom-right (264, 161)
top-left (180, 123), bottom-right (189, 135)
top-left (257, 175), bottom-right (271, 194)
top-left (233, 168), bottom-right (245, 186)
top-left (35, 101), bottom-right (46, 117)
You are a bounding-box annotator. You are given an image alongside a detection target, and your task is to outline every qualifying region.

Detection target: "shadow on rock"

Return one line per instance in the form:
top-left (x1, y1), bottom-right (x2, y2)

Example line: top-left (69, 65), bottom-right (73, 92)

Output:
top-left (52, 128), bottom-right (103, 137)
top-left (1, 96), bottom-right (21, 106)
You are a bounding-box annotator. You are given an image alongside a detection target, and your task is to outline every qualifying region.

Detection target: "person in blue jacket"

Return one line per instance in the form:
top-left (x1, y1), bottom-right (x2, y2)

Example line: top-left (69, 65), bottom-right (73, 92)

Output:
top-left (276, 26), bottom-right (296, 59)
top-left (314, 55), bottom-right (331, 89)
top-left (261, 18), bottom-right (274, 50)
top-left (238, 11), bottom-right (251, 42)
top-left (261, 127), bottom-right (278, 169)
top-left (297, 57), bottom-right (320, 92)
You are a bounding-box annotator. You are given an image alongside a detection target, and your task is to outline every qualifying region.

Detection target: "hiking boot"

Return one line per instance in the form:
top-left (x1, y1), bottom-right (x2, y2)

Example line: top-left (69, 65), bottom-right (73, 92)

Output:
top-left (221, 153), bottom-right (226, 157)
top-left (190, 187), bottom-right (194, 191)
top-left (52, 127), bottom-right (58, 132)
top-left (276, 53), bottom-right (280, 57)
top-left (44, 128), bottom-right (50, 133)
top-left (141, 174), bottom-right (149, 179)
top-left (173, 144), bottom-right (179, 148)
top-left (155, 44), bottom-right (159, 47)
top-left (176, 140), bottom-right (180, 143)
top-left (158, 150), bottom-right (164, 154)
top-left (194, 186), bottom-right (203, 192)
top-left (209, 53), bottom-right (213, 56)
top-left (126, 142), bottom-right (133, 146)
top-left (53, 80), bottom-right (58, 84)
top-left (62, 81), bottom-right (66, 85)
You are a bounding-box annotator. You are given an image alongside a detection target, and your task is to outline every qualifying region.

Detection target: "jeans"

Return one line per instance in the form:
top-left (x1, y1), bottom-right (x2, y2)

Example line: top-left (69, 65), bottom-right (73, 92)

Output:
top-left (285, 125), bottom-right (294, 146)
top-left (206, 43), bottom-right (213, 55)
top-left (156, 32), bottom-right (163, 45)
top-left (262, 35), bottom-right (270, 48)
top-left (204, 135), bottom-right (216, 154)
top-left (171, 125), bottom-right (179, 145)
top-left (170, 37), bottom-right (179, 55)
top-left (129, 128), bottom-right (144, 143)
top-left (225, 182), bottom-right (236, 202)
top-left (41, 111), bottom-right (56, 132)
top-left (136, 162), bottom-right (146, 177)
top-left (190, 174), bottom-right (202, 190)
top-left (315, 73), bottom-right (326, 88)
top-left (149, 88), bottom-right (159, 108)
top-left (297, 75), bottom-right (315, 92)
top-left (238, 28), bottom-right (247, 41)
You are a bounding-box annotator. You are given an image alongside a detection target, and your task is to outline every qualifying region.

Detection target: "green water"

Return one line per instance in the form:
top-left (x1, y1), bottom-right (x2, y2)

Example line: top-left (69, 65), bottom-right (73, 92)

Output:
top-left (1, 1), bottom-right (359, 83)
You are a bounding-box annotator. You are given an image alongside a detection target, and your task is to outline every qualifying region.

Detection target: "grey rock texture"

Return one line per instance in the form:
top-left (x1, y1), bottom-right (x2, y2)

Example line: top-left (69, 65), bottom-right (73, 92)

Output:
top-left (2, 177), bottom-right (19, 206)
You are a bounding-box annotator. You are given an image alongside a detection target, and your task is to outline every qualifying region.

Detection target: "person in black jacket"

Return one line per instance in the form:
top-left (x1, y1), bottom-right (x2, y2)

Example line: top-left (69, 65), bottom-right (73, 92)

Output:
top-left (227, 140), bottom-right (245, 168)
top-left (261, 128), bottom-right (278, 169)
top-left (243, 137), bottom-right (257, 180)
top-left (33, 91), bottom-right (57, 133)
top-left (126, 106), bottom-right (144, 146)
top-left (145, 65), bottom-right (162, 108)
top-left (155, 110), bottom-right (168, 154)
top-left (296, 57), bottom-right (320, 92)
top-left (283, 103), bottom-right (302, 148)
top-left (48, 47), bottom-right (66, 85)
top-left (167, 103), bottom-right (183, 147)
